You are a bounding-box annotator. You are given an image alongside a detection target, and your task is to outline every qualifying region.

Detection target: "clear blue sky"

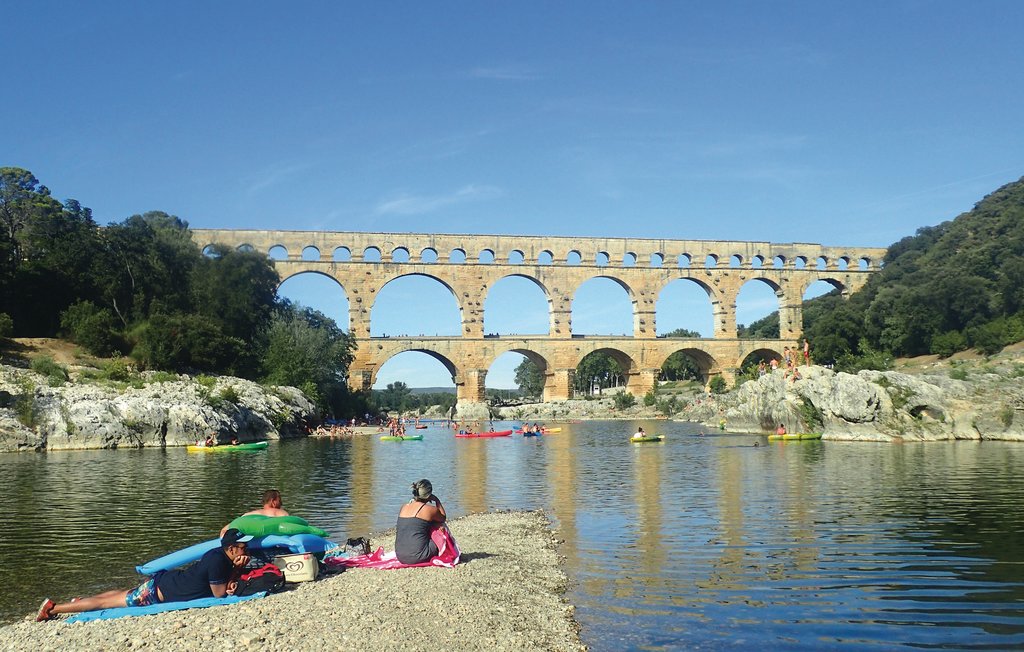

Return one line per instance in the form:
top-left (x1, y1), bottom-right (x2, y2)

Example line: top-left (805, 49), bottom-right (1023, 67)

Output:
top-left (5, 2), bottom-right (1023, 388)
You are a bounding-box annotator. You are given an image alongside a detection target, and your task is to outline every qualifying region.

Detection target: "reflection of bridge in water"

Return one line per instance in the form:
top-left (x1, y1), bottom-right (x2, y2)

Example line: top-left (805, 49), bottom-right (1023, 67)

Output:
top-left (193, 229), bottom-right (885, 410)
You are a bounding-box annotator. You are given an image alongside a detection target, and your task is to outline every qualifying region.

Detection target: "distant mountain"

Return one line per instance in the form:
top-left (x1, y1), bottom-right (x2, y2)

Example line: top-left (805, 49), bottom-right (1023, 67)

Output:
top-left (407, 386), bottom-right (457, 395)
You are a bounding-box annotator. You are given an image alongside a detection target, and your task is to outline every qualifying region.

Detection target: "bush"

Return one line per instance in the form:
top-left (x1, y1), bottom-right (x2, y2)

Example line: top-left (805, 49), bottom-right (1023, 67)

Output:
top-left (60, 301), bottom-right (120, 357)
top-left (931, 330), bottom-right (968, 358)
top-left (219, 386), bottom-right (240, 404)
top-left (30, 356), bottom-right (69, 386)
top-left (799, 396), bottom-right (824, 431)
top-left (130, 314), bottom-right (244, 373)
top-left (999, 405), bottom-right (1014, 428)
top-left (100, 358), bottom-right (134, 382)
top-left (613, 392), bottom-right (636, 409)
top-left (708, 375), bottom-right (727, 394)
top-left (0, 313), bottom-right (13, 338)
top-left (643, 390), bottom-right (657, 406)
top-left (949, 367), bottom-right (969, 381)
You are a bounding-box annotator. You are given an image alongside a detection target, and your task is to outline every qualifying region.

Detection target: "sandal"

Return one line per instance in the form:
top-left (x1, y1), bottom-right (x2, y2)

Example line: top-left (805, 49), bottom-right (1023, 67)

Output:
top-left (36, 598), bottom-right (55, 622)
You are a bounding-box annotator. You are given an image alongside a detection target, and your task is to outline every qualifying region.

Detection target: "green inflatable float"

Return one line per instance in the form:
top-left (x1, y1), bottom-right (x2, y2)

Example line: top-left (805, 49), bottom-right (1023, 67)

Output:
top-left (226, 514), bottom-right (328, 538)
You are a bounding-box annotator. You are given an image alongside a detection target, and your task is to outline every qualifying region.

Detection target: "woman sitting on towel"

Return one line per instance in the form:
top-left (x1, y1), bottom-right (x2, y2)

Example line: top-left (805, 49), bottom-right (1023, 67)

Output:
top-left (395, 479), bottom-right (447, 564)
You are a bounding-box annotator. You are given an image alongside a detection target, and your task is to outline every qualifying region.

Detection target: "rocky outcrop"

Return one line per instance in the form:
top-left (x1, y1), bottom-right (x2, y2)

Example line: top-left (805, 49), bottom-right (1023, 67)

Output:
top-left (0, 365), bottom-right (316, 452)
top-left (681, 366), bottom-right (1024, 442)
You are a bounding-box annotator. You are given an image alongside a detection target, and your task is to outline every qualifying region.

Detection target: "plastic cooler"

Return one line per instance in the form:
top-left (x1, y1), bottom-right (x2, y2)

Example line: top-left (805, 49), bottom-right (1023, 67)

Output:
top-left (273, 552), bottom-right (318, 582)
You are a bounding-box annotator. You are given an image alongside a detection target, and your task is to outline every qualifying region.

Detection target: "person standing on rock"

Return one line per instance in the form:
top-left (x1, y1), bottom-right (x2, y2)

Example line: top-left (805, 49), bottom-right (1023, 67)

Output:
top-left (36, 529), bottom-right (253, 621)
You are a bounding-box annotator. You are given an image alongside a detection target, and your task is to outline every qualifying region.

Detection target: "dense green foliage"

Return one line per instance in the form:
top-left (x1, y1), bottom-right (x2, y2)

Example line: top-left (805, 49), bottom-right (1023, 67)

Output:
top-left (513, 357), bottom-right (546, 398)
top-left (0, 167), bottom-right (359, 416)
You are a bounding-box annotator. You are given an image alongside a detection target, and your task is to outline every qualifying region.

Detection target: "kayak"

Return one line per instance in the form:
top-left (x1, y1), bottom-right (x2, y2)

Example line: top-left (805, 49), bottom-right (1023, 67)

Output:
top-left (514, 427), bottom-right (560, 434)
top-left (455, 430), bottom-right (513, 438)
top-left (414, 425), bottom-right (428, 429)
top-left (767, 433), bottom-right (823, 441)
top-left (380, 434), bottom-right (424, 441)
top-left (630, 435), bottom-right (665, 443)
top-left (522, 431), bottom-right (542, 437)
top-left (186, 442), bottom-right (268, 453)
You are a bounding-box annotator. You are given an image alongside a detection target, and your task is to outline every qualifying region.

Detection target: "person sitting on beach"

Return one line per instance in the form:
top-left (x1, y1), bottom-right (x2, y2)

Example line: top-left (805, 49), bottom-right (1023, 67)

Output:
top-left (36, 528), bottom-right (253, 622)
top-left (632, 426), bottom-right (646, 440)
top-left (220, 489), bottom-right (289, 536)
top-left (395, 479), bottom-right (446, 565)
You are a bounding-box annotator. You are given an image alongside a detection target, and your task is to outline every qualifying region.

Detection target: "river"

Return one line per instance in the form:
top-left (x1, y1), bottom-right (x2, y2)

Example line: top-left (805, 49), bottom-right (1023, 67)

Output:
top-left (2, 421), bottom-right (1023, 650)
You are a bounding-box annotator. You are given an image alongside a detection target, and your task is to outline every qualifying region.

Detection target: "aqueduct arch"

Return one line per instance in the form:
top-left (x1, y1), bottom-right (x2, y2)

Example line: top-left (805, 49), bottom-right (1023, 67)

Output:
top-left (194, 229), bottom-right (886, 413)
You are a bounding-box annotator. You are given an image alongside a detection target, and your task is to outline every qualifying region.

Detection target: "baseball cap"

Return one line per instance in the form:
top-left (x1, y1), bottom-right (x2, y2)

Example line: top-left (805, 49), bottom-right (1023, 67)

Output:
top-left (221, 528), bottom-right (254, 546)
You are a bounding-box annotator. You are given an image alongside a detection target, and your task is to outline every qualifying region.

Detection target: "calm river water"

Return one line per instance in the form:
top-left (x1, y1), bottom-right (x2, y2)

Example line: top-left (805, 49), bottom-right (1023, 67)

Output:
top-left (2, 421), bottom-right (1023, 649)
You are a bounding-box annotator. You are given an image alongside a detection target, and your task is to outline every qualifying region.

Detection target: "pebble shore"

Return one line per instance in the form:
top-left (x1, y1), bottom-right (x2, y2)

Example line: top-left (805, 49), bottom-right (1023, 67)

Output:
top-left (1, 511), bottom-right (586, 652)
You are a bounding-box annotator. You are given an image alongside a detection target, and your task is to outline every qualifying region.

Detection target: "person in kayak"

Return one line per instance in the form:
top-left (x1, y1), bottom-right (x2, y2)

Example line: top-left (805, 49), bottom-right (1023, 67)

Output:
top-left (395, 479), bottom-right (447, 564)
top-left (36, 528), bottom-right (253, 621)
top-left (632, 426), bottom-right (646, 440)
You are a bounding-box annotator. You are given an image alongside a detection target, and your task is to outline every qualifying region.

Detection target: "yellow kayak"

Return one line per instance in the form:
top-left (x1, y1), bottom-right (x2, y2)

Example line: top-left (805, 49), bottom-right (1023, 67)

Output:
top-left (767, 433), bottom-right (822, 441)
top-left (187, 441), bottom-right (269, 452)
top-left (630, 435), bottom-right (665, 443)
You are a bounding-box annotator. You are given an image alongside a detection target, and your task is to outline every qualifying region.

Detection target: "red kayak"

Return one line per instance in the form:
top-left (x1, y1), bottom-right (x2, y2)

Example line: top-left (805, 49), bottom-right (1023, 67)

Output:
top-left (455, 430), bottom-right (513, 438)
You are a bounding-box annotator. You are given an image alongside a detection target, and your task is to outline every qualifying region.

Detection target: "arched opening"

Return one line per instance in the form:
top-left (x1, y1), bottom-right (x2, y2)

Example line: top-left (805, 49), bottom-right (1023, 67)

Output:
top-left (333, 246), bottom-right (351, 262)
top-left (596, 251), bottom-right (610, 267)
top-left (573, 349), bottom-right (633, 396)
top-left (372, 351), bottom-right (457, 414)
top-left (804, 279), bottom-right (843, 302)
top-left (370, 274), bottom-right (461, 337)
top-left (659, 349), bottom-right (714, 384)
top-left (508, 250), bottom-right (525, 264)
top-left (420, 248), bottom-right (438, 263)
top-left (572, 277), bottom-right (633, 335)
top-left (773, 255), bottom-right (785, 269)
top-left (650, 253), bottom-right (664, 268)
top-left (268, 245), bottom-right (288, 261)
top-left (739, 348), bottom-right (782, 383)
top-left (202, 245), bottom-right (220, 258)
top-left (483, 276), bottom-right (550, 335)
top-left (277, 271), bottom-right (350, 332)
top-left (737, 279), bottom-right (782, 339)
top-left (237, 244), bottom-right (255, 253)
top-left (302, 246), bottom-right (321, 261)
top-left (729, 254), bottom-right (742, 268)
top-left (656, 279), bottom-right (713, 337)
top-left (837, 257), bottom-right (849, 271)
top-left (538, 250), bottom-right (553, 265)
top-left (677, 254), bottom-right (691, 268)
top-left (566, 250), bottom-right (582, 265)
top-left (794, 256), bottom-right (807, 270)
top-left (363, 246), bottom-right (382, 262)
top-left (858, 257), bottom-right (870, 271)
top-left (449, 248), bottom-right (467, 263)
top-left (479, 249), bottom-right (495, 264)
top-left (751, 256), bottom-right (763, 269)
top-left (623, 252), bottom-right (637, 268)
top-left (486, 350), bottom-right (549, 401)
top-left (705, 254), bottom-right (718, 268)
top-left (816, 256), bottom-right (827, 270)
top-left (392, 247), bottom-right (410, 263)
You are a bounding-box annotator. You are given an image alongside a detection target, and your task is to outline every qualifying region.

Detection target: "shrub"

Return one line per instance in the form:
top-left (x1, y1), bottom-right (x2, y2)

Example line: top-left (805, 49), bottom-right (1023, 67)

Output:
top-left (931, 330), bottom-right (968, 358)
top-left (643, 390), bottom-right (657, 407)
top-left (949, 367), bottom-right (969, 381)
top-left (999, 406), bottom-right (1014, 428)
top-left (0, 313), bottom-right (13, 338)
top-left (219, 386), bottom-right (240, 404)
top-left (101, 358), bottom-right (134, 382)
top-left (613, 392), bottom-right (636, 409)
top-left (31, 356), bottom-right (69, 386)
top-left (708, 375), bottom-right (727, 394)
top-left (798, 397), bottom-right (824, 431)
top-left (60, 301), bottom-right (120, 357)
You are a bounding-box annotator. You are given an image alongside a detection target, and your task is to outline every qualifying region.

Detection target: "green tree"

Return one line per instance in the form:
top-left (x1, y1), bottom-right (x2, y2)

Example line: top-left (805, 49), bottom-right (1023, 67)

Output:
top-left (574, 352), bottom-right (623, 395)
top-left (513, 357), bottom-right (545, 398)
top-left (660, 351), bottom-right (701, 381)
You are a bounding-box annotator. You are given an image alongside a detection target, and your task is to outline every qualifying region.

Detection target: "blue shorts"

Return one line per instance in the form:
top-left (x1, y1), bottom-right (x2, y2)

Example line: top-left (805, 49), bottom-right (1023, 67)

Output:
top-left (125, 577), bottom-right (161, 607)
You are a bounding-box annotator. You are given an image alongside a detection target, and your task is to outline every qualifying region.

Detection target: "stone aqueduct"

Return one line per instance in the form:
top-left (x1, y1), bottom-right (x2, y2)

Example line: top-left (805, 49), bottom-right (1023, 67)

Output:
top-left (193, 229), bottom-right (886, 408)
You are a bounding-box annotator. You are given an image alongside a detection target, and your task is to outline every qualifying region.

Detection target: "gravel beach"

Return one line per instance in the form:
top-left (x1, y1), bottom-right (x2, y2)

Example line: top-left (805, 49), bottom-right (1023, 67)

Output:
top-left (1, 511), bottom-right (585, 652)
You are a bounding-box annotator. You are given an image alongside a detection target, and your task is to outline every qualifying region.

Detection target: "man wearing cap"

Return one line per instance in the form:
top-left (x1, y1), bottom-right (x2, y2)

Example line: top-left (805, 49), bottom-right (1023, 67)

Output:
top-left (36, 528), bottom-right (253, 621)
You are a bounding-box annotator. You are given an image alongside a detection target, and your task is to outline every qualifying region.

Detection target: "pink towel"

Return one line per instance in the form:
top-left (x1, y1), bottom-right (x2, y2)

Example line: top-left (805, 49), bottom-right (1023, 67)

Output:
top-left (327, 527), bottom-right (460, 570)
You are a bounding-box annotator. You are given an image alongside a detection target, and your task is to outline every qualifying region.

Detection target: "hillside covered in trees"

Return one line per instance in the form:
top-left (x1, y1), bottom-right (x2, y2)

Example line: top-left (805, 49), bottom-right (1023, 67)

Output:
top-left (0, 167), bottom-right (360, 416)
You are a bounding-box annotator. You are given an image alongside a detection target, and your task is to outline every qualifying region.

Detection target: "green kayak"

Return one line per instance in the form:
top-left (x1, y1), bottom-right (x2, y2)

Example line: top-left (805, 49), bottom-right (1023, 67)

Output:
top-left (380, 434), bottom-right (424, 441)
top-left (187, 441), bottom-right (269, 452)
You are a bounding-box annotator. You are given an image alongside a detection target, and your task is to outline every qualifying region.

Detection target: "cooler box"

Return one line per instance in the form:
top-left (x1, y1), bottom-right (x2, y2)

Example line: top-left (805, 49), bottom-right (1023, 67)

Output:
top-left (273, 552), bottom-right (318, 582)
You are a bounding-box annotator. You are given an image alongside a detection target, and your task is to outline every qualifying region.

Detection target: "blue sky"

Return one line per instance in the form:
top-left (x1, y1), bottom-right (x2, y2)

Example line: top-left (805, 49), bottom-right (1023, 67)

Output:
top-left (5, 2), bottom-right (1023, 388)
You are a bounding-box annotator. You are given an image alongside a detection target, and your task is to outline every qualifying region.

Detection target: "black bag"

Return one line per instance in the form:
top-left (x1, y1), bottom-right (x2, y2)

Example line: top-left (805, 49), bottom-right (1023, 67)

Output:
top-left (233, 563), bottom-right (285, 596)
top-left (345, 537), bottom-right (371, 555)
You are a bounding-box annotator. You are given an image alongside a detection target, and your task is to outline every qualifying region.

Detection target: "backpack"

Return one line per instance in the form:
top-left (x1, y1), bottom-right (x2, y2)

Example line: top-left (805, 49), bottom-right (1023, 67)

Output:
top-left (233, 563), bottom-right (285, 596)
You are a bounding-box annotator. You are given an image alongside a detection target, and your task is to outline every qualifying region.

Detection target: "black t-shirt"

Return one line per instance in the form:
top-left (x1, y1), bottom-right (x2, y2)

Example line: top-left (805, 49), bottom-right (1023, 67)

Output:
top-left (155, 547), bottom-right (232, 602)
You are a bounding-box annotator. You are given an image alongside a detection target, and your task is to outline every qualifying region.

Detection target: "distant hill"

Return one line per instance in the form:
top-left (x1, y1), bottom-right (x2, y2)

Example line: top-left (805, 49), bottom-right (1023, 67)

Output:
top-left (408, 386), bottom-right (457, 395)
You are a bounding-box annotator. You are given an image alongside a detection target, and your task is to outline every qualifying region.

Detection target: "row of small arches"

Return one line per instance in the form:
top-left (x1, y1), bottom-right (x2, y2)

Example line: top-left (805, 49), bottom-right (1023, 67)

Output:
top-left (213, 243), bottom-right (875, 271)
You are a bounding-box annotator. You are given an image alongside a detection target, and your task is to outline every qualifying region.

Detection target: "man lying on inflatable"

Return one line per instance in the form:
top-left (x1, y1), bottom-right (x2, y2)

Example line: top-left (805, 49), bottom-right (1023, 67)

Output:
top-left (36, 528), bottom-right (253, 622)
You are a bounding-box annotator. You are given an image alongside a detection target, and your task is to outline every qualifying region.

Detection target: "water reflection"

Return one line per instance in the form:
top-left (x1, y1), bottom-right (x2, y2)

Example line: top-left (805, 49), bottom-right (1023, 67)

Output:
top-left (2, 424), bottom-right (1023, 650)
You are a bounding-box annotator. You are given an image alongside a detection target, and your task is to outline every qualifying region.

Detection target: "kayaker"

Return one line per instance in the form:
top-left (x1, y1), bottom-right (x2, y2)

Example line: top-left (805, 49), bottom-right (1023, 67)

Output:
top-left (632, 426), bottom-right (646, 440)
top-left (776, 423), bottom-right (787, 436)
top-left (204, 434), bottom-right (215, 447)
top-left (395, 479), bottom-right (447, 565)
top-left (36, 528), bottom-right (253, 622)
